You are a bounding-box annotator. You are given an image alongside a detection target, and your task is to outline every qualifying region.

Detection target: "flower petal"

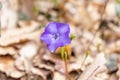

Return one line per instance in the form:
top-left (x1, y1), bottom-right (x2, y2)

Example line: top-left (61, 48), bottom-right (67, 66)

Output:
top-left (40, 33), bottom-right (53, 45)
top-left (57, 22), bottom-right (70, 34)
top-left (59, 33), bottom-right (71, 46)
top-left (40, 22), bottom-right (71, 53)
top-left (45, 22), bottom-right (57, 34)
top-left (47, 40), bottom-right (61, 53)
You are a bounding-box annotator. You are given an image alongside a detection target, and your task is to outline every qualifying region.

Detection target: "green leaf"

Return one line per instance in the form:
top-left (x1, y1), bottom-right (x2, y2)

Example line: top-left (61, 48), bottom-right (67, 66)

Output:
top-left (85, 50), bottom-right (90, 58)
top-left (64, 51), bottom-right (68, 60)
top-left (61, 47), bottom-right (68, 61)
top-left (61, 47), bottom-right (65, 60)
top-left (70, 34), bottom-right (75, 40)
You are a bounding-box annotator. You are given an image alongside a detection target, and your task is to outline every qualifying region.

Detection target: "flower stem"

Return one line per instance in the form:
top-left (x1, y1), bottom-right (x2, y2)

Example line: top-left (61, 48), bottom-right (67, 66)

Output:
top-left (64, 58), bottom-right (70, 80)
top-left (61, 47), bottom-right (70, 80)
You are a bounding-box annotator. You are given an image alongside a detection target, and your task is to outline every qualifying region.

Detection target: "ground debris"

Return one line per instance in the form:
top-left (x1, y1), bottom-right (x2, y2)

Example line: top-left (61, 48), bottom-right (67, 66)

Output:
top-left (0, 0), bottom-right (120, 80)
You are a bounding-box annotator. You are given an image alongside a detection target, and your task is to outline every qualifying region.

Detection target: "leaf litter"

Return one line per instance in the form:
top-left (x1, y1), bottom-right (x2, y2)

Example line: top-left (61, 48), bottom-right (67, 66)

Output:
top-left (0, 0), bottom-right (120, 80)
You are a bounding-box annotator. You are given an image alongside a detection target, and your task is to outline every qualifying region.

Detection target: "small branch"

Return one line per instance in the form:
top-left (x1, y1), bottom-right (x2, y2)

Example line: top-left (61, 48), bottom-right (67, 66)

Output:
top-left (61, 47), bottom-right (70, 80)
top-left (75, 0), bottom-right (109, 80)
top-left (88, 0), bottom-right (109, 49)
top-left (87, 66), bottom-right (100, 80)
top-left (65, 59), bottom-right (70, 80)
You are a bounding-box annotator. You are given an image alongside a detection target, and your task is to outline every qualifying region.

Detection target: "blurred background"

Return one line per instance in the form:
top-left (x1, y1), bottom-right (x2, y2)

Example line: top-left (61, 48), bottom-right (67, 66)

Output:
top-left (0, 0), bottom-right (120, 80)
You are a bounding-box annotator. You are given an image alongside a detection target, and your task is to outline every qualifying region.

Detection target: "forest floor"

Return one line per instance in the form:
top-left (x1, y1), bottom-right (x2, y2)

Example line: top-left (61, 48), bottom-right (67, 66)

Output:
top-left (0, 0), bottom-right (120, 80)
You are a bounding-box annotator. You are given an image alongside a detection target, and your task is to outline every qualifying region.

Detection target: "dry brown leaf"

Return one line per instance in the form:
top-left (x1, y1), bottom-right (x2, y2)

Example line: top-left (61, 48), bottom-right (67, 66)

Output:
top-left (9, 67), bottom-right (25, 79)
top-left (36, 63), bottom-right (54, 72)
top-left (0, 55), bottom-right (25, 78)
top-left (43, 52), bottom-right (81, 76)
top-left (69, 63), bottom-right (81, 72)
top-left (43, 52), bottom-right (60, 63)
top-left (107, 40), bottom-right (120, 53)
top-left (109, 74), bottom-right (118, 80)
top-left (39, 68), bottom-right (53, 80)
top-left (0, 30), bottom-right (41, 46)
top-left (53, 72), bottom-right (65, 80)
top-left (31, 67), bottom-right (46, 80)
top-left (0, 56), bottom-right (14, 73)
top-left (18, 21), bottom-right (37, 28)
top-left (15, 57), bottom-right (25, 71)
top-left (42, 53), bottom-right (65, 73)
top-left (2, 21), bottom-right (39, 37)
top-left (78, 53), bottom-right (107, 80)
top-left (108, 23), bottom-right (120, 36)
top-left (117, 62), bottom-right (120, 80)
top-left (15, 57), bottom-right (47, 79)
top-left (0, 21), bottom-right (40, 46)
top-left (0, 47), bottom-right (17, 55)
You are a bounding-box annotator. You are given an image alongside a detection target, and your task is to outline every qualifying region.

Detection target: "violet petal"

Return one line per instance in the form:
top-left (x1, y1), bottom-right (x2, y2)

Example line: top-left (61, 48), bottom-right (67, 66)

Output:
top-left (47, 39), bottom-right (61, 53)
top-left (45, 22), bottom-right (57, 34)
top-left (40, 33), bottom-right (53, 45)
top-left (59, 33), bottom-right (71, 46)
top-left (57, 23), bottom-right (70, 34)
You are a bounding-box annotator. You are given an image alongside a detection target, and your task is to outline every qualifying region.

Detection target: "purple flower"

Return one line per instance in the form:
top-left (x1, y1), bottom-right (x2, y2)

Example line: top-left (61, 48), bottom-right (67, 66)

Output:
top-left (40, 22), bottom-right (71, 53)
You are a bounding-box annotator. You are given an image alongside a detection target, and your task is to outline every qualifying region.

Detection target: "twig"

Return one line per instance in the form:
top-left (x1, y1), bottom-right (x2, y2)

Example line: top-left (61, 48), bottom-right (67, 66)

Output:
top-left (61, 47), bottom-right (70, 80)
top-left (87, 66), bottom-right (100, 80)
top-left (75, 0), bottom-right (109, 80)
top-left (65, 59), bottom-right (70, 80)
top-left (87, 0), bottom-right (109, 49)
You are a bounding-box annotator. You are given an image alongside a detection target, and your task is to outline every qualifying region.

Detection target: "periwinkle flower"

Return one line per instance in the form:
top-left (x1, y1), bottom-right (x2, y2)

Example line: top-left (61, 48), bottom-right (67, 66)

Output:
top-left (40, 22), bottom-right (71, 53)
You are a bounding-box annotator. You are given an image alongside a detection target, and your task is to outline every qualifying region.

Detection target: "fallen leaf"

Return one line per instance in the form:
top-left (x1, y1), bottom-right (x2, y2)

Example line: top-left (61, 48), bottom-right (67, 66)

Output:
top-left (53, 72), bottom-right (65, 80)
top-left (107, 40), bottom-right (120, 53)
top-left (0, 21), bottom-right (40, 46)
top-left (0, 55), bottom-right (25, 78)
top-left (116, 60), bottom-right (120, 80)
top-left (31, 67), bottom-right (46, 80)
top-left (0, 47), bottom-right (17, 56)
top-left (78, 53), bottom-right (107, 80)
top-left (15, 57), bottom-right (25, 71)
top-left (35, 63), bottom-right (54, 72)
top-left (42, 52), bottom-right (65, 73)
top-left (0, 55), bottom-right (14, 73)
top-left (109, 74), bottom-right (118, 80)
top-left (9, 67), bottom-right (25, 79)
